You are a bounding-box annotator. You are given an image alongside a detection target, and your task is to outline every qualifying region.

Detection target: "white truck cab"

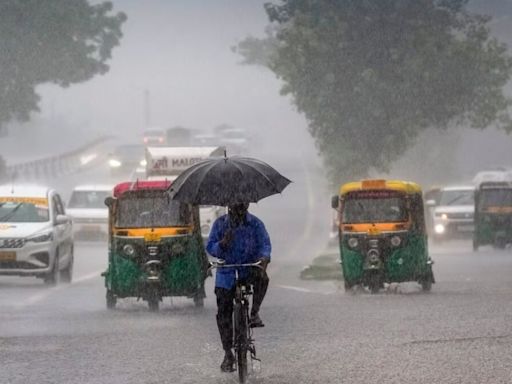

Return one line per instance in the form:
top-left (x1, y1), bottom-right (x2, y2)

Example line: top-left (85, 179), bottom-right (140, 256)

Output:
top-left (145, 146), bottom-right (225, 241)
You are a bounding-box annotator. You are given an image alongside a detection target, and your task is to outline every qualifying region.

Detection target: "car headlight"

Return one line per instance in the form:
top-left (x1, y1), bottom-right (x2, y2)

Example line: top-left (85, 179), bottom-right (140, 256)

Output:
top-left (140, 159), bottom-right (147, 167)
top-left (434, 224), bottom-right (445, 234)
top-left (390, 236), bottom-right (401, 247)
top-left (109, 159), bottom-right (122, 168)
top-left (27, 232), bottom-right (53, 243)
top-left (441, 213), bottom-right (448, 220)
top-left (347, 237), bottom-right (358, 248)
top-left (123, 244), bottom-right (135, 256)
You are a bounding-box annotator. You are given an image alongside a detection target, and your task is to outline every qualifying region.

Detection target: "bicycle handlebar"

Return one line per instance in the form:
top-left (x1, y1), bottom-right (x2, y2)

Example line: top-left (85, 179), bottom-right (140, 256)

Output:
top-left (208, 259), bottom-right (264, 271)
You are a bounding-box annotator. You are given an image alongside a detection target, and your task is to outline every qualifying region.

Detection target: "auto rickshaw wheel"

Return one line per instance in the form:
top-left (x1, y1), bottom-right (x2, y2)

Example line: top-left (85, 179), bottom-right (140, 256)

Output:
top-left (106, 290), bottom-right (116, 309)
top-left (367, 273), bottom-right (381, 294)
top-left (494, 236), bottom-right (507, 250)
top-left (421, 278), bottom-right (432, 292)
top-left (193, 296), bottom-right (204, 308)
top-left (148, 297), bottom-right (160, 312)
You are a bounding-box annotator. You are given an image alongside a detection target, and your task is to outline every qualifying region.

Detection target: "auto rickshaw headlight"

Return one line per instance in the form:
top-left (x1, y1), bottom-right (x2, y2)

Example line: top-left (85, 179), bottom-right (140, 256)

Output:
top-left (390, 236), bottom-right (401, 247)
top-left (347, 237), bottom-right (359, 248)
top-left (123, 244), bottom-right (136, 256)
top-left (434, 224), bottom-right (445, 234)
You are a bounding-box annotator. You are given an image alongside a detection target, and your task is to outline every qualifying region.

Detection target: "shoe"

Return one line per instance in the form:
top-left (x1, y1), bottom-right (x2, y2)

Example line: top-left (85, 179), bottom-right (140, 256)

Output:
top-left (220, 350), bottom-right (235, 372)
top-left (250, 313), bottom-right (265, 328)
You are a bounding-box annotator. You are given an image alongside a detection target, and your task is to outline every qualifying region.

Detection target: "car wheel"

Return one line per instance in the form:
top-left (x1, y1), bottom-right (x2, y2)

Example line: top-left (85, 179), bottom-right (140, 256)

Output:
top-left (61, 248), bottom-right (74, 283)
top-left (44, 251), bottom-right (60, 286)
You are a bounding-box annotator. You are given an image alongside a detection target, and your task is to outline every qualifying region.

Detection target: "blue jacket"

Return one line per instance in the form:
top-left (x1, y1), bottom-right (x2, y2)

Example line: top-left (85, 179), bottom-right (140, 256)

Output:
top-left (206, 213), bottom-right (271, 289)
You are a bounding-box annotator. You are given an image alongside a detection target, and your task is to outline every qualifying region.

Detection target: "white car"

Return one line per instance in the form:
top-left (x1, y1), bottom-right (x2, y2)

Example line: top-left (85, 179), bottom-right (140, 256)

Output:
top-left (431, 186), bottom-right (475, 241)
top-left (0, 185), bottom-right (73, 284)
top-left (66, 185), bottom-right (112, 240)
top-left (199, 205), bottom-right (224, 242)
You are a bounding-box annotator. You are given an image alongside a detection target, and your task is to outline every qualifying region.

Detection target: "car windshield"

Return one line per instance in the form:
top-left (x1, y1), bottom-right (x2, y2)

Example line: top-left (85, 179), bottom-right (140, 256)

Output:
top-left (68, 190), bottom-right (111, 209)
top-left (0, 200), bottom-right (49, 223)
top-left (479, 189), bottom-right (512, 208)
top-left (439, 190), bottom-right (474, 206)
top-left (342, 193), bottom-right (408, 224)
top-left (116, 195), bottom-right (191, 228)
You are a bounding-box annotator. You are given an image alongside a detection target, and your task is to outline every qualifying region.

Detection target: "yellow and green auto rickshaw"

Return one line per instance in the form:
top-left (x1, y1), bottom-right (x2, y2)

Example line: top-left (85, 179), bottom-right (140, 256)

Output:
top-left (102, 180), bottom-right (208, 311)
top-left (473, 181), bottom-right (512, 251)
top-left (331, 179), bottom-right (435, 293)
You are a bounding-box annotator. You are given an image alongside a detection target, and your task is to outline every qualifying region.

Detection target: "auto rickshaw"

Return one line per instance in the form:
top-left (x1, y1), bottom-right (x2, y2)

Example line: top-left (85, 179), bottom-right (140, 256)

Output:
top-left (102, 180), bottom-right (208, 311)
top-left (473, 181), bottom-right (512, 251)
top-left (331, 179), bottom-right (435, 293)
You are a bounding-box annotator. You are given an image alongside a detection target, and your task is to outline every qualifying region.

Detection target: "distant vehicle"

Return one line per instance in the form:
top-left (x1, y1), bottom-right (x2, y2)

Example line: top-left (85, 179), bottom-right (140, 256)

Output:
top-left (166, 126), bottom-right (193, 146)
top-left (219, 128), bottom-right (249, 155)
top-left (431, 186), bottom-right (475, 241)
top-left (144, 146), bottom-right (224, 180)
top-left (108, 144), bottom-right (146, 177)
top-left (66, 185), bottom-right (112, 240)
top-left (0, 185), bottom-right (74, 285)
top-left (192, 133), bottom-right (220, 147)
top-left (473, 181), bottom-right (512, 250)
top-left (143, 128), bottom-right (166, 146)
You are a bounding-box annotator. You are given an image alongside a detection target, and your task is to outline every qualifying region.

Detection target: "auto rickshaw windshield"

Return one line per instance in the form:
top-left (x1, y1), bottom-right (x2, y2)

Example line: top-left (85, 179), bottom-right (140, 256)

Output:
top-left (478, 189), bottom-right (512, 209)
top-left (342, 192), bottom-right (408, 224)
top-left (116, 194), bottom-right (191, 228)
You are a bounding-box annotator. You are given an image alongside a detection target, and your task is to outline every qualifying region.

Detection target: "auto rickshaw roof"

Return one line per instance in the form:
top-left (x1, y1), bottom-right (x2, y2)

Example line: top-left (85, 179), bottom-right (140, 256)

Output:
top-left (113, 180), bottom-right (171, 198)
top-left (340, 179), bottom-right (422, 196)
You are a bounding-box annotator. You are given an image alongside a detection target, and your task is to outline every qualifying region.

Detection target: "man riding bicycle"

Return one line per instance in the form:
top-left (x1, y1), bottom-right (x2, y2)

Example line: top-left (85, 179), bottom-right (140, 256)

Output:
top-left (206, 202), bottom-right (271, 373)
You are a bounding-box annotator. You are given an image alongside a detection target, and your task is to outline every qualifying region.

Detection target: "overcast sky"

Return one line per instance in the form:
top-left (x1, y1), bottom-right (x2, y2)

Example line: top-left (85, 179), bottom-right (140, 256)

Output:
top-left (37, 1), bottom-right (309, 148)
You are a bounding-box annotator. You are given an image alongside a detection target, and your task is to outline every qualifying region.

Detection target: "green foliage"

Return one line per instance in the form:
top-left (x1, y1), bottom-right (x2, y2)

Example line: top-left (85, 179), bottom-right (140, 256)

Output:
top-left (0, 0), bottom-right (126, 129)
top-left (238, 0), bottom-right (512, 186)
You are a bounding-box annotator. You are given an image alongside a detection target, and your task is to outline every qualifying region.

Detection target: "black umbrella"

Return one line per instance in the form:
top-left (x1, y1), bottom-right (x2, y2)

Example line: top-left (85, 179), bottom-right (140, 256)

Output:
top-left (168, 155), bottom-right (291, 206)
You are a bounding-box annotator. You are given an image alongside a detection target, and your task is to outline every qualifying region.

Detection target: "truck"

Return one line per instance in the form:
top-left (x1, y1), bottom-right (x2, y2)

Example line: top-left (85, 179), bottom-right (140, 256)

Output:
top-left (144, 146), bottom-right (226, 242)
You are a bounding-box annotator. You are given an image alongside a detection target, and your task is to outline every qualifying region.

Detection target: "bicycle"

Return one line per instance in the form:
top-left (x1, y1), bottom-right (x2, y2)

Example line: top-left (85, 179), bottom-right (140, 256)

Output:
top-left (210, 259), bottom-right (263, 384)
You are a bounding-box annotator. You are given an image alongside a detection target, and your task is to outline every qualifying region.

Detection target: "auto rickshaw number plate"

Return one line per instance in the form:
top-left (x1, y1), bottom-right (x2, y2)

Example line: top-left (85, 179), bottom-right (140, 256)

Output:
top-left (144, 232), bottom-right (161, 242)
top-left (0, 251), bottom-right (16, 261)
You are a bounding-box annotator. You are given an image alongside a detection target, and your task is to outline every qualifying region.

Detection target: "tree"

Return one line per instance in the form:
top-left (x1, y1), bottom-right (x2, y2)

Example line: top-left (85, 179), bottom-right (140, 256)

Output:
top-left (0, 0), bottom-right (126, 132)
top-left (236, 0), bottom-right (512, 185)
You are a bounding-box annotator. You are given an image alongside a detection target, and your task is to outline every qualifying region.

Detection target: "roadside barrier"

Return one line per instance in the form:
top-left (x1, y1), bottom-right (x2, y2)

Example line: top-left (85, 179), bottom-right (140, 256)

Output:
top-left (4, 136), bottom-right (112, 182)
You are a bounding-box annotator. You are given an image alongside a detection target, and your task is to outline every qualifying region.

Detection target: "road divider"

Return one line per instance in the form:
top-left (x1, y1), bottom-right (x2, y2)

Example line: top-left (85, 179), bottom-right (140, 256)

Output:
top-left (5, 136), bottom-right (113, 182)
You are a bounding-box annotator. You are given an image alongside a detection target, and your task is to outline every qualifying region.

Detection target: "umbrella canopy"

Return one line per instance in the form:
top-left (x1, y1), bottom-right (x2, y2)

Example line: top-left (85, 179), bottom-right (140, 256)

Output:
top-left (168, 156), bottom-right (291, 206)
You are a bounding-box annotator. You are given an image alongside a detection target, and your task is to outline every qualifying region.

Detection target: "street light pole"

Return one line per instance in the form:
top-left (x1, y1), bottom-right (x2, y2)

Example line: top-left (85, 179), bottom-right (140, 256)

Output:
top-left (144, 88), bottom-right (151, 129)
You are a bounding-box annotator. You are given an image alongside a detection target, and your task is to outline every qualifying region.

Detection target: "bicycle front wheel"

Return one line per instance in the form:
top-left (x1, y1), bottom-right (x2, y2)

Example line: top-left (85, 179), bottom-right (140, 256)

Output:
top-left (234, 302), bottom-right (249, 383)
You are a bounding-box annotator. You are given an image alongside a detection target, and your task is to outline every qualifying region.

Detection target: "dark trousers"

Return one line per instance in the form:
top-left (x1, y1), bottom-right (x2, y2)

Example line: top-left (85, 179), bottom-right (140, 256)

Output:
top-left (215, 271), bottom-right (269, 351)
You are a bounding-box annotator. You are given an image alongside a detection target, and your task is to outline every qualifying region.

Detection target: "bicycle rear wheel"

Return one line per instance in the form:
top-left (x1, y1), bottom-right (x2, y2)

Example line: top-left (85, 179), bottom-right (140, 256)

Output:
top-left (234, 302), bottom-right (249, 383)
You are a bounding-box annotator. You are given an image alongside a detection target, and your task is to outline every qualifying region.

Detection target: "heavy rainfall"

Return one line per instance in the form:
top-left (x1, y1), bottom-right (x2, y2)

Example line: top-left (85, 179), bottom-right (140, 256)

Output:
top-left (1, 1), bottom-right (512, 383)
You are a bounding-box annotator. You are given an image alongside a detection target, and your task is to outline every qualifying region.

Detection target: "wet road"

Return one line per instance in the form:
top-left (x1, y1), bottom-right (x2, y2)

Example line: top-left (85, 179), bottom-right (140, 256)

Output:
top-left (2, 148), bottom-right (512, 383)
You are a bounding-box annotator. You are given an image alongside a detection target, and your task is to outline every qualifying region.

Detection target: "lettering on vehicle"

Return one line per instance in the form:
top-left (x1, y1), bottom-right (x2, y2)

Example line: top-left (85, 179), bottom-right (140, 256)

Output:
top-left (151, 157), bottom-right (205, 170)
